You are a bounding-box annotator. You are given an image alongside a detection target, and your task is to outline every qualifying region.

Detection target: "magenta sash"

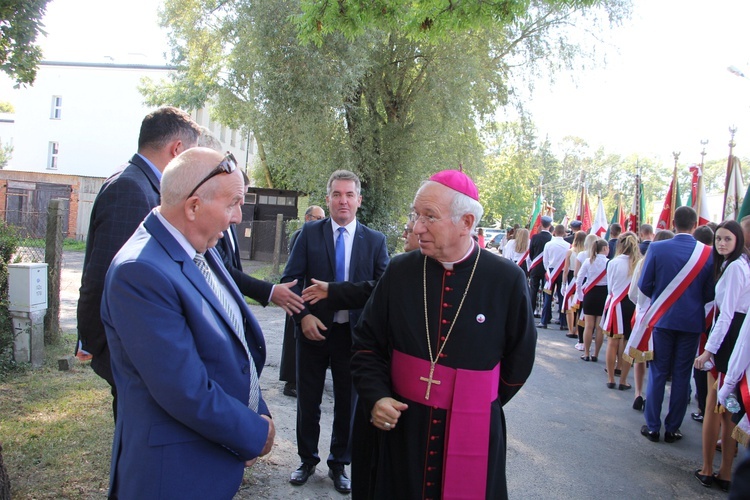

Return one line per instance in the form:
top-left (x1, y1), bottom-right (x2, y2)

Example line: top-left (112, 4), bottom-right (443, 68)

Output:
top-left (391, 349), bottom-right (500, 500)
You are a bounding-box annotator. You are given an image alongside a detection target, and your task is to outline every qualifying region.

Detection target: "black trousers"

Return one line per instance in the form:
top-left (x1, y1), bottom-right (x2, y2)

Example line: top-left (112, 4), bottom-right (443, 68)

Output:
top-left (279, 315), bottom-right (296, 383)
top-left (296, 322), bottom-right (353, 467)
top-left (91, 348), bottom-right (117, 422)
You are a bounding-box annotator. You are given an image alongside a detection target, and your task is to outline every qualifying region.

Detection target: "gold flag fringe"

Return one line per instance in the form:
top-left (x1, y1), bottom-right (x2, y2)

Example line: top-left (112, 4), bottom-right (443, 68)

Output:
top-left (624, 346), bottom-right (653, 364)
top-left (732, 426), bottom-right (749, 448)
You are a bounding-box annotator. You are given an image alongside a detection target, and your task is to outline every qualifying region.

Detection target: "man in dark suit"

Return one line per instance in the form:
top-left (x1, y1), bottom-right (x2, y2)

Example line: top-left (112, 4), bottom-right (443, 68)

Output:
top-left (607, 222), bottom-right (622, 259)
top-left (638, 206), bottom-right (714, 443)
top-left (101, 147), bottom-right (274, 498)
top-left (77, 106), bottom-right (200, 419)
top-left (528, 215), bottom-right (553, 317)
top-left (638, 223), bottom-right (654, 255)
top-left (281, 170), bottom-right (389, 494)
top-left (279, 205), bottom-right (326, 397)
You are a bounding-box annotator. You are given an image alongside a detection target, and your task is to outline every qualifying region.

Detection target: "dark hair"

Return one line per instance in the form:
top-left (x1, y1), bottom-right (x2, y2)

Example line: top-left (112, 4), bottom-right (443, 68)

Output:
top-left (693, 225), bottom-right (714, 246)
top-left (713, 220), bottom-right (749, 280)
top-left (138, 106), bottom-right (200, 151)
top-left (589, 239), bottom-right (608, 263)
top-left (674, 206), bottom-right (698, 232)
top-left (654, 230), bottom-right (674, 242)
top-left (610, 223), bottom-right (622, 237)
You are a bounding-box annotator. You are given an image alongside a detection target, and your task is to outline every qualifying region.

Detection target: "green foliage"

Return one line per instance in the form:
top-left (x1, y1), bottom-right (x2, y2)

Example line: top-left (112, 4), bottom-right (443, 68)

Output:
top-left (0, 0), bottom-right (51, 86)
top-left (0, 140), bottom-right (12, 169)
top-left (0, 221), bottom-right (20, 377)
top-left (293, 0), bottom-right (604, 45)
top-left (0, 101), bottom-right (14, 113)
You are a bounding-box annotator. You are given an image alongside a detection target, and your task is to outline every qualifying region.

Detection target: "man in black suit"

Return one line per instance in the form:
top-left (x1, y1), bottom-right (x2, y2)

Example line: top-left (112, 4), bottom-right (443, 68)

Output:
top-left (279, 205), bottom-right (326, 397)
top-left (528, 215), bottom-right (553, 317)
top-left (77, 106), bottom-right (201, 419)
top-left (281, 170), bottom-right (389, 494)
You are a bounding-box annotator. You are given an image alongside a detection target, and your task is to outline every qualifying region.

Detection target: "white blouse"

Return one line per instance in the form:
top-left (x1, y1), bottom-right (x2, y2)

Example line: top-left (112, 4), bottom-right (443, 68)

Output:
top-left (705, 254), bottom-right (750, 355)
top-left (606, 254), bottom-right (632, 296)
top-left (576, 253), bottom-right (609, 299)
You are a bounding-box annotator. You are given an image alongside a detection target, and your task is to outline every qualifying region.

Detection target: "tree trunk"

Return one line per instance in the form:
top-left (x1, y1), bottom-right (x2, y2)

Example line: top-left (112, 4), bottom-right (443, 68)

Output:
top-left (255, 135), bottom-right (273, 188)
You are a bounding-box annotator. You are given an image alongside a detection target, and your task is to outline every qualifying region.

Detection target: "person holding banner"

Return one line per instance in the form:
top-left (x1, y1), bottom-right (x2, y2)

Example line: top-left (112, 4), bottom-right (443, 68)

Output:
top-left (575, 239), bottom-right (609, 361)
top-left (693, 220), bottom-right (750, 490)
top-left (638, 206), bottom-right (714, 444)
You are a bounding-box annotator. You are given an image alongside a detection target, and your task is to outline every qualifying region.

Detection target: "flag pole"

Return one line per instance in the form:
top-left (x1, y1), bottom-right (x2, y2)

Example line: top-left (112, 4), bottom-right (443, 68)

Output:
top-left (723, 126), bottom-right (738, 220)
top-left (671, 151), bottom-right (680, 229)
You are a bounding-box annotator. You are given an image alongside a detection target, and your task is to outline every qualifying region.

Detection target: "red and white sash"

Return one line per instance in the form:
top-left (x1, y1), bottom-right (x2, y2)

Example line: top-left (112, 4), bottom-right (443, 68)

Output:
top-left (625, 242), bottom-right (712, 363)
top-left (600, 281), bottom-right (631, 338)
top-left (583, 268), bottom-right (607, 294)
top-left (562, 281), bottom-right (577, 312)
top-left (518, 249), bottom-right (530, 268)
top-left (528, 252), bottom-right (543, 272)
top-left (544, 254), bottom-right (567, 293)
top-left (732, 372), bottom-right (750, 446)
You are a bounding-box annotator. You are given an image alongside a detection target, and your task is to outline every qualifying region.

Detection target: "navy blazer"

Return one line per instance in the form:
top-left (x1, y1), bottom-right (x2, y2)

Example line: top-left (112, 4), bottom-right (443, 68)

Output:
top-left (638, 233), bottom-right (715, 333)
top-left (215, 225), bottom-right (273, 306)
top-left (78, 154), bottom-right (161, 357)
top-left (281, 217), bottom-right (389, 333)
top-left (101, 210), bottom-right (270, 499)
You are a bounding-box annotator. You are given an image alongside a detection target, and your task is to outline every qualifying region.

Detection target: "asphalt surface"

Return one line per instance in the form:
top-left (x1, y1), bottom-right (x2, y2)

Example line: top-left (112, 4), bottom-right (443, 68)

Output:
top-left (58, 250), bottom-right (738, 499)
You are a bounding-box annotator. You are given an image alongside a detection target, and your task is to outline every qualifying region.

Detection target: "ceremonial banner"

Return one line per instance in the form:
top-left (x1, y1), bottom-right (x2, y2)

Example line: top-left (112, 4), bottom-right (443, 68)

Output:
top-left (529, 193), bottom-right (543, 236)
top-left (724, 156), bottom-right (745, 221)
top-left (625, 175), bottom-right (644, 233)
top-left (687, 164), bottom-right (711, 226)
top-left (592, 197), bottom-right (607, 237)
top-left (656, 166), bottom-right (681, 231)
top-left (604, 201), bottom-right (619, 240)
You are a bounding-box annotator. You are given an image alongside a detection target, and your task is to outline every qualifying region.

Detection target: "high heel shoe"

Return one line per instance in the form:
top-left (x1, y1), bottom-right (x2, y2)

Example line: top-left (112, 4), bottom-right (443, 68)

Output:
top-left (632, 396), bottom-right (644, 411)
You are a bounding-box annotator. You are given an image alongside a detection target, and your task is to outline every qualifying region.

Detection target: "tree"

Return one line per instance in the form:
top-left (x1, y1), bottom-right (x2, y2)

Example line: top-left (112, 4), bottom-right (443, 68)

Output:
top-left (0, 102), bottom-right (13, 113)
top-left (0, 0), bottom-right (51, 86)
top-left (0, 142), bottom-right (12, 170)
top-left (145, 0), bottom-right (631, 230)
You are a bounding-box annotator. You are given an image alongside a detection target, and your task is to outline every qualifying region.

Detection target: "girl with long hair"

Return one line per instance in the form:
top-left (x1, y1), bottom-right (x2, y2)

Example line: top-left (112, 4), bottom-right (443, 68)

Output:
top-left (693, 220), bottom-right (750, 491)
top-left (601, 232), bottom-right (640, 389)
top-left (575, 238), bottom-right (609, 361)
top-left (562, 231), bottom-right (586, 341)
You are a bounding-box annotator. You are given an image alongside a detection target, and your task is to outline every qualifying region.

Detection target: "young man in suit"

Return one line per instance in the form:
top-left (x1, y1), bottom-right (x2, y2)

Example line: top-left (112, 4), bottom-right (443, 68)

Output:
top-left (528, 215), bottom-right (553, 317)
top-left (77, 106), bottom-right (200, 419)
top-left (281, 170), bottom-right (389, 494)
top-left (101, 147), bottom-right (274, 498)
top-left (638, 206), bottom-right (714, 443)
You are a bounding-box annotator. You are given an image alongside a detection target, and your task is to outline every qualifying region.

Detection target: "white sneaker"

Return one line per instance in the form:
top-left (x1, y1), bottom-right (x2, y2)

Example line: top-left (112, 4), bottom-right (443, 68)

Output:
top-left (574, 343), bottom-right (584, 351)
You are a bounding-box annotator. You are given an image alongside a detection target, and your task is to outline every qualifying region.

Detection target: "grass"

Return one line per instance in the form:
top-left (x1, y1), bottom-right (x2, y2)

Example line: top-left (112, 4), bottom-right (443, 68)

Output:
top-left (0, 333), bottom-right (113, 499)
top-left (17, 238), bottom-right (87, 252)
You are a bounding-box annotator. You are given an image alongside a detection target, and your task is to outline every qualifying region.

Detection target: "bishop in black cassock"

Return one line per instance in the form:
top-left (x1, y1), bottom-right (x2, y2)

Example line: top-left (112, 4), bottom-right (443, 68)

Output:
top-left (351, 170), bottom-right (537, 499)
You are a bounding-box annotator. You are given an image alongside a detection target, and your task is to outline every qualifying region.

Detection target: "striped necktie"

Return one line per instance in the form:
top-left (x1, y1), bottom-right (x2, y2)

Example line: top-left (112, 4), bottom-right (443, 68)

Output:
top-left (194, 253), bottom-right (260, 412)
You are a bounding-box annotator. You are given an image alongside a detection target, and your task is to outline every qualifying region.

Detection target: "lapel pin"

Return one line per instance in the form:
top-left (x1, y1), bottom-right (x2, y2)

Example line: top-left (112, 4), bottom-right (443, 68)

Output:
top-left (476, 314), bottom-right (485, 323)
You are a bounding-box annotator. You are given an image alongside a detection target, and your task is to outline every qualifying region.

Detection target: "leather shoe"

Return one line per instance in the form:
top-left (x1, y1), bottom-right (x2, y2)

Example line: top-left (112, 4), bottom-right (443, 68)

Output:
top-left (691, 412), bottom-right (704, 423)
top-left (640, 425), bottom-right (659, 442)
top-left (328, 466), bottom-right (351, 494)
top-left (290, 463), bottom-right (315, 485)
top-left (664, 430), bottom-right (682, 443)
top-left (694, 469), bottom-right (713, 488)
top-left (713, 474), bottom-right (731, 492)
top-left (283, 382), bottom-right (297, 398)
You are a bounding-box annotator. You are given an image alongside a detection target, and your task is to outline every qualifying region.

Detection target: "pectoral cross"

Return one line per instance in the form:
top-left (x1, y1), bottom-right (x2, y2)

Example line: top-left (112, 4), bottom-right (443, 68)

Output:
top-left (419, 363), bottom-right (441, 400)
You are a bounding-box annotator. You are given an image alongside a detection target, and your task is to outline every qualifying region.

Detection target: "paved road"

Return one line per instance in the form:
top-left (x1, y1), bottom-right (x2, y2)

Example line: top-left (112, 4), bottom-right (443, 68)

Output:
top-left (59, 251), bottom-right (736, 498)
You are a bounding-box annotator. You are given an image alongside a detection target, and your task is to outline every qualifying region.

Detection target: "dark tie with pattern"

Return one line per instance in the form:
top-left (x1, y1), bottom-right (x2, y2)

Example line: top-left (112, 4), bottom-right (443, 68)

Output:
top-left (194, 253), bottom-right (260, 412)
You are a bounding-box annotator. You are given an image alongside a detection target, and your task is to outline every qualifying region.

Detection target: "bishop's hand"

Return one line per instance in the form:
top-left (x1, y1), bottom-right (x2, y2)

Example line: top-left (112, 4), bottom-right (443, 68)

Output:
top-left (371, 397), bottom-right (408, 431)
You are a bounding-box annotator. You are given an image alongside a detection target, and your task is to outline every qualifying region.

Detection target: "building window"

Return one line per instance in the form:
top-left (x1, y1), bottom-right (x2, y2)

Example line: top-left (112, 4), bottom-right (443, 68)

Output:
top-left (48, 142), bottom-right (59, 169)
top-left (50, 96), bottom-right (62, 119)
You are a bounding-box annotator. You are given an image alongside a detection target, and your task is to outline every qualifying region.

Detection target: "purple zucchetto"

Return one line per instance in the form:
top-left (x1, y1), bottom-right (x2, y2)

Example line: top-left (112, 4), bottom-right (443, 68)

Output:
top-left (428, 170), bottom-right (479, 201)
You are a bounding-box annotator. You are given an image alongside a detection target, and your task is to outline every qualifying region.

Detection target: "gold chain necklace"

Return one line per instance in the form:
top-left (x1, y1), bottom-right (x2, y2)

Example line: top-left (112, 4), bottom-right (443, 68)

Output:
top-left (419, 247), bottom-right (480, 400)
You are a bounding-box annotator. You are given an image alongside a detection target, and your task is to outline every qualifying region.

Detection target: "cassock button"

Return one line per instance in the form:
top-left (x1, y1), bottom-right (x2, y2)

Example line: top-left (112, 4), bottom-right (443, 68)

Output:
top-left (441, 319), bottom-right (448, 324)
top-left (444, 286), bottom-right (452, 291)
top-left (477, 314), bottom-right (486, 323)
top-left (446, 271), bottom-right (452, 276)
top-left (439, 353), bottom-right (447, 358)
top-left (440, 336), bottom-right (446, 341)
top-left (442, 303), bottom-right (449, 308)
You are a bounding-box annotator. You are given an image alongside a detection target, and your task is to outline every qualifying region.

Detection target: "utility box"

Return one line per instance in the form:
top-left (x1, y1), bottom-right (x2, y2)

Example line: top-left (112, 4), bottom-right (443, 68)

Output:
top-left (8, 263), bottom-right (48, 312)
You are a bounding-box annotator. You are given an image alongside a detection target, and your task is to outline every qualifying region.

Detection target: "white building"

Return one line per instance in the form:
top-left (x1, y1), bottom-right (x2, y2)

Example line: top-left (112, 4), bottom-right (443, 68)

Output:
top-left (0, 60), bottom-right (255, 178)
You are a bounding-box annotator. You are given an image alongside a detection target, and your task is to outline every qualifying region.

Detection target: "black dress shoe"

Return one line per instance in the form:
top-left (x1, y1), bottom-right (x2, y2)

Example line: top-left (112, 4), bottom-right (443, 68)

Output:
top-left (632, 396), bottom-right (644, 411)
top-left (328, 466), bottom-right (351, 494)
top-left (694, 469), bottom-right (713, 488)
top-left (283, 382), bottom-right (297, 398)
top-left (664, 430), bottom-right (682, 443)
top-left (691, 412), bottom-right (704, 423)
top-left (290, 463), bottom-right (315, 485)
top-left (640, 425), bottom-right (659, 442)
top-left (713, 474), bottom-right (731, 492)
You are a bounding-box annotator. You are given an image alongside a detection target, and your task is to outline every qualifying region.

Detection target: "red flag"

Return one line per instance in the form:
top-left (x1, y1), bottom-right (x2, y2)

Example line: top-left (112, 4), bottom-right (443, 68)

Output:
top-left (626, 175), bottom-right (644, 233)
top-left (618, 197), bottom-right (626, 229)
top-left (581, 187), bottom-right (593, 233)
top-left (657, 166), bottom-right (680, 231)
top-left (529, 193), bottom-right (543, 236)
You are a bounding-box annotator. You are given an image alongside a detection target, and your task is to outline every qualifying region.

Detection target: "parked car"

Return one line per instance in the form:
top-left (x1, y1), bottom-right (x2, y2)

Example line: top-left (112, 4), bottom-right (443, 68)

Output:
top-left (482, 228), bottom-right (502, 242)
top-left (486, 231), bottom-right (506, 251)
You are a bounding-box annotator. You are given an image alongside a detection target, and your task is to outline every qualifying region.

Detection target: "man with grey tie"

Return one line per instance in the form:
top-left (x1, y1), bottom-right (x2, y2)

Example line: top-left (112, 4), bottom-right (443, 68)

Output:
top-left (101, 147), bottom-right (274, 497)
top-left (281, 170), bottom-right (389, 494)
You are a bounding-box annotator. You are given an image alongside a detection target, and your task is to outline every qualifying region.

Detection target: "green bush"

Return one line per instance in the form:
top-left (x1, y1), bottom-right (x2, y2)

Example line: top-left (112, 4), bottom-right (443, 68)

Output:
top-left (0, 221), bottom-right (23, 379)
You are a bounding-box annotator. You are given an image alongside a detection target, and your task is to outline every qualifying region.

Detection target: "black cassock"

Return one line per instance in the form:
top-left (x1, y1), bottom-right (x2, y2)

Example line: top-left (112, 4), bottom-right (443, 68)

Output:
top-left (351, 245), bottom-right (537, 500)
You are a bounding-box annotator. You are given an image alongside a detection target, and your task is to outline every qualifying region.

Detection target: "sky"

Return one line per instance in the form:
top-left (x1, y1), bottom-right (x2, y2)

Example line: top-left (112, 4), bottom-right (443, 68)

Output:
top-left (24, 0), bottom-right (750, 167)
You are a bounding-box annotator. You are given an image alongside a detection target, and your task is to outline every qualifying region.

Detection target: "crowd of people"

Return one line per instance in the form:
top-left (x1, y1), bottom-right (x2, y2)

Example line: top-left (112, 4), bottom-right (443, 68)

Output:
top-left (498, 207), bottom-right (750, 494)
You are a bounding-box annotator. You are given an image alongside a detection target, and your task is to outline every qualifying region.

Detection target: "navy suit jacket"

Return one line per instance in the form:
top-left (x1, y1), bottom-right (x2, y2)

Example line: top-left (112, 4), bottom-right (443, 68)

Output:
top-left (78, 154), bottom-right (161, 356)
top-left (638, 233), bottom-right (715, 333)
top-left (281, 218), bottom-right (389, 333)
top-left (101, 211), bottom-right (270, 499)
top-left (215, 225), bottom-right (274, 306)
top-left (528, 230), bottom-right (552, 278)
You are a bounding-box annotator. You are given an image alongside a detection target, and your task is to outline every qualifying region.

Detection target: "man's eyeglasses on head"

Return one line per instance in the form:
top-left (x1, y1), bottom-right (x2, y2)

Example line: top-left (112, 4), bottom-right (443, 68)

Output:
top-left (187, 152), bottom-right (237, 198)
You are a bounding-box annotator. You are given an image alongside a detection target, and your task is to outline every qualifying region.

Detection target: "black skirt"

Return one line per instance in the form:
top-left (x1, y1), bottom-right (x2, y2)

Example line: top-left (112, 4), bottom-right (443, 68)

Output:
top-left (713, 312), bottom-right (746, 374)
top-left (583, 285), bottom-right (607, 317)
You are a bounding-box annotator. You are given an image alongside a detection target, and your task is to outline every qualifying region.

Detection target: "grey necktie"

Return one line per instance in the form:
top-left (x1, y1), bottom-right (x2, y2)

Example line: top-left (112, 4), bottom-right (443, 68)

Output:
top-left (194, 253), bottom-right (260, 412)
